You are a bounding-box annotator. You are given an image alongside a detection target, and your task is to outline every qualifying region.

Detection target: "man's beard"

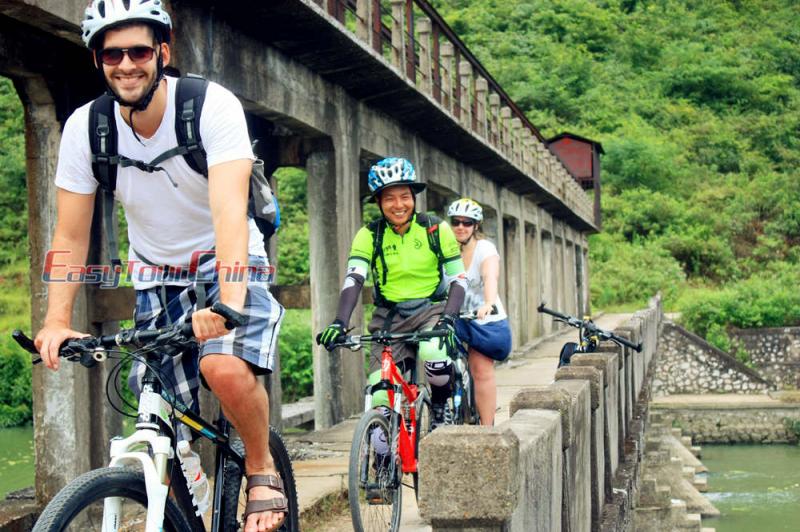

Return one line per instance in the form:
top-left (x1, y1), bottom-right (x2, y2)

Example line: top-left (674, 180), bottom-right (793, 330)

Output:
top-left (110, 72), bottom-right (158, 109)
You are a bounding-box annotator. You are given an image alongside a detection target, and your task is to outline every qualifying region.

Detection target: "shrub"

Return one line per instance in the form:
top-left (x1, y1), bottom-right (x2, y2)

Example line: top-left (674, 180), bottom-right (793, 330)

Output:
top-left (588, 233), bottom-right (685, 308)
top-left (278, 309), bottom-right (314, 402)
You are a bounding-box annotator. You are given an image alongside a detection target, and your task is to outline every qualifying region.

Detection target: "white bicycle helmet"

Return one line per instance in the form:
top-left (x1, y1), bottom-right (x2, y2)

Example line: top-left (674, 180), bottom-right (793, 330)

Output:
top-left (82, 0), bottom-right (172, 49)
top-left (367, 157), bottom-right (426, 199)
top-left (447, 198), bottom-right (484, 222)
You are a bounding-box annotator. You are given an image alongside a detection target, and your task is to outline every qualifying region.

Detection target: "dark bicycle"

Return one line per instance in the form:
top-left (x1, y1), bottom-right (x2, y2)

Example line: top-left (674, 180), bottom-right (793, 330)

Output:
top-left (449, 305), bottom-right (500, 426)
top-left (537, 302), bottom-right (642, 367)
top-left (13, 302), bottom-right (298, 532)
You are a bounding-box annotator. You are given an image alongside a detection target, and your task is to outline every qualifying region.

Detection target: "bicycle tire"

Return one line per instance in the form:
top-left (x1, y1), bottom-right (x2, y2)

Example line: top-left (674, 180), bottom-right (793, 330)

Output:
top-left (349, 409), bottom-right (402, 532)
top-left (220, 426), bottom-right (300, 531)
top-left (32, 466), bottom-right (191, 532)
top-left (412, 388), bottom-right (432, 498)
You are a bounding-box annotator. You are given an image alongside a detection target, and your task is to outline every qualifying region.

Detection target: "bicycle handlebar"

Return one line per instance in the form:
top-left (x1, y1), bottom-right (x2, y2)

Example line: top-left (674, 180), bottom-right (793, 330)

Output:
top-left (334, 329), bottom-right (450, 350)
top-left (13, 302), bottom-right (248, 366)
top-left (536, 302), bottom-right (642, 352)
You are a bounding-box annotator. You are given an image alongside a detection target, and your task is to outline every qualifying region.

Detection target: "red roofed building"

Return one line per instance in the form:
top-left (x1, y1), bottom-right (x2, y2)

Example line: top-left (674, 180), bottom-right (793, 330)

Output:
top-left (547, 132), bottom-right (604, 229)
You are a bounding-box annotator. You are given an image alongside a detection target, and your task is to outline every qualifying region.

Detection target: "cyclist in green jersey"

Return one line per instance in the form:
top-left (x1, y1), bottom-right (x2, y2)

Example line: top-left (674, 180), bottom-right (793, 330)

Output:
top-left (317, 157), bottom-right (467, 427)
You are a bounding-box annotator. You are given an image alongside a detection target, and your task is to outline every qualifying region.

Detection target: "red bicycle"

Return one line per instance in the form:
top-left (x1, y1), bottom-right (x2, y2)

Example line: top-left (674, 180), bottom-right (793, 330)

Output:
top-left (334, 329), bottom-right (448, 532)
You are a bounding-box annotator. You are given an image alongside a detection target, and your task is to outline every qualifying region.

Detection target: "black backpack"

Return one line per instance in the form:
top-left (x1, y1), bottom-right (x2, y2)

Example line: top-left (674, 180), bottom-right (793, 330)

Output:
top-left (368, 213), bottom-right (446, 306)
top-left (89, 74), bottom-right (280, 268)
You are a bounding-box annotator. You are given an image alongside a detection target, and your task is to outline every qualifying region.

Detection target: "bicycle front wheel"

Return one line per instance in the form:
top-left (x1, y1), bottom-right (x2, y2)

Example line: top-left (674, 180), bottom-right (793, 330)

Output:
top-left (349, 409), bottom-right (402, 532)
top-left (220, 426), bottom-right (300, 531)
top-left (32, 467), bottom-right (191, 532)
top-left (413, 388), bottom-right (432, 498)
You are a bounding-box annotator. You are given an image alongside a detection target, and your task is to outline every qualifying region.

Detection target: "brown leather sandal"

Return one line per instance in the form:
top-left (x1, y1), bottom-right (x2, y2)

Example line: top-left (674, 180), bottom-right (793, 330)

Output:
top-left (243, 474), bottom-right (288, 530)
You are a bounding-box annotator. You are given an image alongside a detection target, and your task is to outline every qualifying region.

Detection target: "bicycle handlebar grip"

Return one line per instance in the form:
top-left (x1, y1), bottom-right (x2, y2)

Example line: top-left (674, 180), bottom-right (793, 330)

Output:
top-left (210, 302), bottom-right (247, 330)
top-left (611, 334), bottom-right (642, 352)
top-left (12, 330), bottom-right (38, 355)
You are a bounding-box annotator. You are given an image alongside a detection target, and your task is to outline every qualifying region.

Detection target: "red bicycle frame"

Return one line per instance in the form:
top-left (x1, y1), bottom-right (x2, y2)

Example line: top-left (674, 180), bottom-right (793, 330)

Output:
top-left (379, 345), bottom-right (420, 474)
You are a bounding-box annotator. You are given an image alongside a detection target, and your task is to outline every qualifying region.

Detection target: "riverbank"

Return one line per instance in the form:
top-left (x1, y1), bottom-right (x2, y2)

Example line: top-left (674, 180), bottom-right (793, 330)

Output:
top-left (651, 393), bottom-right (800, 444)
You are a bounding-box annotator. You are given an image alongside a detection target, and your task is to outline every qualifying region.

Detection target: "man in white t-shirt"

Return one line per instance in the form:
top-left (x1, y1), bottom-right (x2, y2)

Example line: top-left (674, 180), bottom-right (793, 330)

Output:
top-left (34, 2), bottom-right (285, 530)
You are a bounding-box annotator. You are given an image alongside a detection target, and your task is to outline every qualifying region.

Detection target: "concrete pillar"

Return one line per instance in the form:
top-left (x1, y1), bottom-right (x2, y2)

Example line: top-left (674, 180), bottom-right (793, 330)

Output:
top-left (475, 77), bottom-right (488, 138)
top-left (390, 0), bottom-right (406, 75)
top-left (555, 366), bottom-right (605, 532)
top-left (511, 382), bottom-right (592, 532)
top-left (417, 17), bottom-right (433, 94)
top-left (307, 144), bottom-right (364, 428)
top-left (511, 117), bottom-right (522, 167)
top-left (356, 0), bottom-right (372, 44)
top-left (19, 75), bottom-right (99, 504)
top-left (458, 60), bottom-right (472, 129)
top-left (500, 107), bottom-right (512, 157)
top-left (540, 231), bottom-right (555, 334)
top-left (488, 93), bottom-right (500, 147)
top-left (572, 352), bottom-right (621, 479)
top-left (440, 42), bottom-right (454, 113)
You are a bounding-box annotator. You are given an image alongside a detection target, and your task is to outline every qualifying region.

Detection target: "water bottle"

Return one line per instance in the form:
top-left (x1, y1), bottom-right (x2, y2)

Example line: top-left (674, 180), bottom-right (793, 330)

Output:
top-left (177, 440), bottom-right (210, 515)
top-left (453, 386), bottom-right (463, 412)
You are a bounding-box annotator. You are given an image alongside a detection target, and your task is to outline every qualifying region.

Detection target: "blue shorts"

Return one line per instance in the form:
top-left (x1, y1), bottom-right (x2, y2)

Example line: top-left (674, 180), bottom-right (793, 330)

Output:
top-left (127, 255), bottom-right (284, 416)
top-left (455, 318), bottom-right (512, 361)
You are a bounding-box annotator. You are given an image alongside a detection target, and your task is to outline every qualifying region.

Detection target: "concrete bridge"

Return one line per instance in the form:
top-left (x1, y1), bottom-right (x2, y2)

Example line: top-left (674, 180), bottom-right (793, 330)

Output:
top-left (1, 0), bottom-right (600, 512)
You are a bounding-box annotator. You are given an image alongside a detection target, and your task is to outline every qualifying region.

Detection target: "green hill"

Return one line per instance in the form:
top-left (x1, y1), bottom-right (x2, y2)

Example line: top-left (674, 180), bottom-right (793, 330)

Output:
top-left (432, 0), bottom-right (800, 347)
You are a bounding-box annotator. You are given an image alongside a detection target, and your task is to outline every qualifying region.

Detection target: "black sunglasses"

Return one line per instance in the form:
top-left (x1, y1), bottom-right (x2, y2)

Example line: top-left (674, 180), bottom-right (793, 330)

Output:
top-left (451, 219), bottom-right (476, 227)
top-left (97, 46), bottom-right (156, 66)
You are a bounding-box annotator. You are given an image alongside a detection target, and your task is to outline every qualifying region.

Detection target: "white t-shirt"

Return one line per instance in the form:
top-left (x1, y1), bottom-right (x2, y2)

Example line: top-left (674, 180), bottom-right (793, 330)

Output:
top-left (55, 76), bottom-right (263, 289)
top-left (462, 239), bottom-right (508, 324)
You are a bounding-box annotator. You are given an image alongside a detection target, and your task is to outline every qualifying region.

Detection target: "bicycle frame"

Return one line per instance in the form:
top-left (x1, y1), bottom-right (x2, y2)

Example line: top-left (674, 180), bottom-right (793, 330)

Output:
top-left (365, 345), bottom-right (421, 475)
top-left (101, 368), bottom-right (245, 532)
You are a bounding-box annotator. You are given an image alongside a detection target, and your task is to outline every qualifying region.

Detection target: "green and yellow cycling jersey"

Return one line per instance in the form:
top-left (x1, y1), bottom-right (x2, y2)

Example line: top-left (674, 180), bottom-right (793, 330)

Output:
top-left (347, 214), bottom-right (465, 303)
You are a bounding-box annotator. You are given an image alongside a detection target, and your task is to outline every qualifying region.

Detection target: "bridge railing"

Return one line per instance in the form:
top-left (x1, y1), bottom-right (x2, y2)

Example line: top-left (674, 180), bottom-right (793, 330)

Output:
top-left (418, 295), bottom-right (664, 530)
top-left (314, 0), bottom-right (594, 225)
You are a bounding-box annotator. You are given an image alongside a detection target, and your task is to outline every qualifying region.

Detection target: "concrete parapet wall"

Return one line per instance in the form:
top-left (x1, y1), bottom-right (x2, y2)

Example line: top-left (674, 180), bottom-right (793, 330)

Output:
top-left (418, 411), bottom-right (562, 531)
top-left (419, 296), bottom-right (665, 531)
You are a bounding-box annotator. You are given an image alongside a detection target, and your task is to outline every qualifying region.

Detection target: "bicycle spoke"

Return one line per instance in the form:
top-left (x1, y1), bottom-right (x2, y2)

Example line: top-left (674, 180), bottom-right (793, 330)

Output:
top-left (349, 411), bottom-right (402, 531)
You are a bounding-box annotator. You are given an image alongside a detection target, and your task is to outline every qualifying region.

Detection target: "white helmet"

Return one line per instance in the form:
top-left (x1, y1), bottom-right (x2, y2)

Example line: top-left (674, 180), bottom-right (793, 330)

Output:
top-left (448, 198), bottom-right (483, 222)
top-left (82, 0), bottom-right (172, 49)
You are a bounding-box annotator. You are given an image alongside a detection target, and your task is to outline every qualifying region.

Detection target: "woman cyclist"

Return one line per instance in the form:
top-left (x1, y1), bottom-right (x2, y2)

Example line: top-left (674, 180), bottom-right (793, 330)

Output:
top-left (448, 198), bottom-right (512, 426)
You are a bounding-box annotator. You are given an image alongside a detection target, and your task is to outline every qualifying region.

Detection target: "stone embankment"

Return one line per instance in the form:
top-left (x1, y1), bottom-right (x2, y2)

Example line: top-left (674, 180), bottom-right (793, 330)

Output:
top-left (418, 295), bottom-right (681, 531)
top-left (635, 414), bottom-right (719, 531)
top-left (651, 393), bottom-right (800, 444)
top-left (654, 321), bottom-right (771, 395)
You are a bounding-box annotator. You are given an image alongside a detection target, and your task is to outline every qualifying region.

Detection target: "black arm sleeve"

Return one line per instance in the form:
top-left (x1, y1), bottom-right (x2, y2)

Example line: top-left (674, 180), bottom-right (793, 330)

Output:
top-left (335, 273), bottom-right (365, 327)
top-left (442, 282), bottom-right (465, 317)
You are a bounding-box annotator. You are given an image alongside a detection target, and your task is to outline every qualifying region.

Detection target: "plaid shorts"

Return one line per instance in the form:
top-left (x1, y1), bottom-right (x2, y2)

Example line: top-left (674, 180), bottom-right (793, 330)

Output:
top-left (127, 255), bottom-right (284, 414)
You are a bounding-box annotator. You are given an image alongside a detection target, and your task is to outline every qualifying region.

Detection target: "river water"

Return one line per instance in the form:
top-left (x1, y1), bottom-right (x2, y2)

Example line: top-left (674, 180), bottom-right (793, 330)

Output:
top-left (0, 425), bottom-right (34, 499)
top-left (702, 443), bottom-right (800, 531)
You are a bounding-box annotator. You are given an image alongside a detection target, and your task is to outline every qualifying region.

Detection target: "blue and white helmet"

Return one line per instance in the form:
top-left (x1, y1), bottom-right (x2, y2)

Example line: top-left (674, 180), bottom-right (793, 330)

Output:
top-left (448, 198), bottom-right (484, 222)
top-left (367, 157), bottom-right (426, 199)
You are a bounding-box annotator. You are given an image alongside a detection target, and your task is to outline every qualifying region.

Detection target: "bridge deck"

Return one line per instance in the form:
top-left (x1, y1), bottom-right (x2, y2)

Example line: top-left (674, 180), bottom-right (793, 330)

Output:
top-left (284, 312), bottom-right (632, 528)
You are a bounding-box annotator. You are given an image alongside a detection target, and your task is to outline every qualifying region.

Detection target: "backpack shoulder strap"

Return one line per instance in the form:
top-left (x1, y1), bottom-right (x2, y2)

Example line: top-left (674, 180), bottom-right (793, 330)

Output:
top-left (89, 93), bottom-right (119, 194)
top-left (149, 75), bottom-right (209, 175)
top-left (367, 218), bottom-right (389, 303)
top-left (417, 213), bottom-right (445, 265)
top-left (89, 94), bottom-right (123, 268)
